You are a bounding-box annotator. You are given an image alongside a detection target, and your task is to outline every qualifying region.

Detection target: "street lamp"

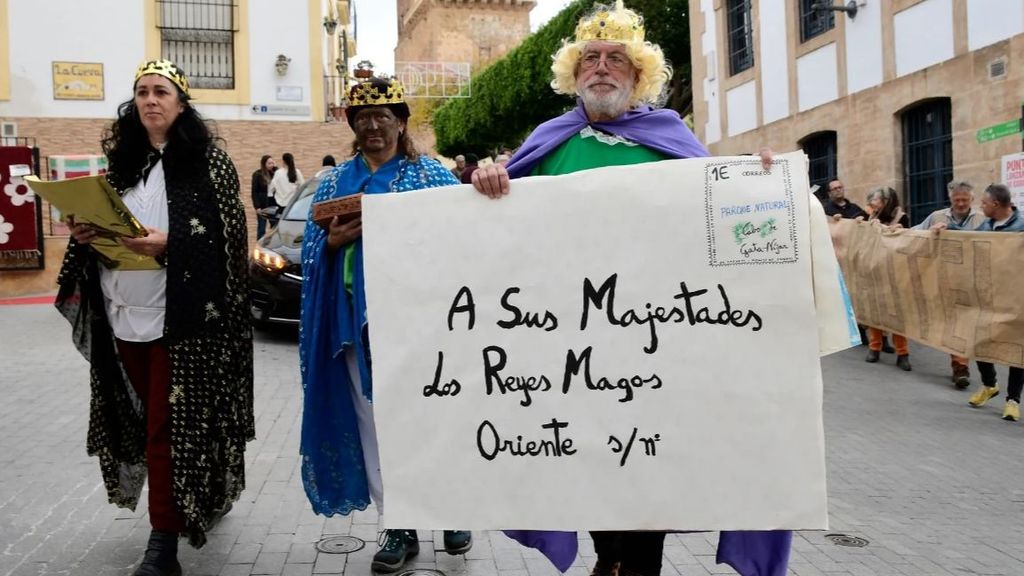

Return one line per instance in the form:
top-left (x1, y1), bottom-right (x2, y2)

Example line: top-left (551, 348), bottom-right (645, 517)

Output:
top-left (812, 1), bottom-right (859, 19)
top-left (323, 17), bottom-right (339, 35)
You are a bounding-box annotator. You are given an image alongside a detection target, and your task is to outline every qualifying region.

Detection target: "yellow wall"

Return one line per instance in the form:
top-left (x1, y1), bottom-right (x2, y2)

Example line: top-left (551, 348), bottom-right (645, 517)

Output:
top-left (337, 0), bottom-right (350, 26)
top-left (0, 0), bottom-right (10, 100)
top-left (309, 0), bottom-right (325, 121)
top-left (144, 0), bottom-right (251, 105)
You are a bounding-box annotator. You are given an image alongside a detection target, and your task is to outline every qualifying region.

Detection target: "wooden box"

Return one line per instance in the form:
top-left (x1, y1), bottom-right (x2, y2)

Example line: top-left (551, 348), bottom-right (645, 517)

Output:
top-left (312, 193), bottom-right (362, 229)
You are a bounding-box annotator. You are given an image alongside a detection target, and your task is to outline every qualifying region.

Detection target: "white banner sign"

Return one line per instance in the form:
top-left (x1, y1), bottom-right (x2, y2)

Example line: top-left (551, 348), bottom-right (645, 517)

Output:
top-left (1002, 152), bottom-right (1024, 210)
top-left (363, 153), bottom-right (828, 531)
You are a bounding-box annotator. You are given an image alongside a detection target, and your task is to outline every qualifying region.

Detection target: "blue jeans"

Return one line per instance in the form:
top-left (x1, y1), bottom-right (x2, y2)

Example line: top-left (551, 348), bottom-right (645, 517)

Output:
top-left (256, 215), bottom-right (267, 239)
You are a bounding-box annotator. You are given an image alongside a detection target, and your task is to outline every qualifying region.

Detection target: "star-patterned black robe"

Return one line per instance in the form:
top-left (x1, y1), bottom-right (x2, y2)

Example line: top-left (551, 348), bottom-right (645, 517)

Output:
top-left (55, 145), bottom-right (254, 547)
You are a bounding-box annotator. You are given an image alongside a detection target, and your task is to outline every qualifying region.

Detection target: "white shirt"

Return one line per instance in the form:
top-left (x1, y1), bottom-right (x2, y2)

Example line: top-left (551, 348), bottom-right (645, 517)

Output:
top-left (269, 168), bottom-right (304, 208)
top-left (98, 159), bottom-right (169, 342)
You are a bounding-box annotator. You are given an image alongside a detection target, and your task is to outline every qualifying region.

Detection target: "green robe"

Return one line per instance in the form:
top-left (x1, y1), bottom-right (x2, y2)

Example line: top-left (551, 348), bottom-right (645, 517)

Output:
top-left (532, 128), bottom-right (668, 176)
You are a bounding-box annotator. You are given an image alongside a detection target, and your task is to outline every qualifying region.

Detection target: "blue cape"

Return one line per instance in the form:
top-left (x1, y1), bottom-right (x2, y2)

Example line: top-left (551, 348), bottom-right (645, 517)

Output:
top-left (299, 153), bottom-right (460, 515)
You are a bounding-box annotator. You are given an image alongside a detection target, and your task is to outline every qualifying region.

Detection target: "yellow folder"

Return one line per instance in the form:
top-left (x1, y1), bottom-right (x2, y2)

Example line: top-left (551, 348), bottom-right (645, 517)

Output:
top-left (25, 175), bottom-right (160, 270)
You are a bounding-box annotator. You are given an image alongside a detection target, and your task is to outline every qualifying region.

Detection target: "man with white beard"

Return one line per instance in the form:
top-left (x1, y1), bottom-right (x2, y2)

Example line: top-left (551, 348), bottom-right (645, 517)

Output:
top-left (471, 3), bottom-right (787, 576)
top-left (472, 4), bottom-right (710, 189)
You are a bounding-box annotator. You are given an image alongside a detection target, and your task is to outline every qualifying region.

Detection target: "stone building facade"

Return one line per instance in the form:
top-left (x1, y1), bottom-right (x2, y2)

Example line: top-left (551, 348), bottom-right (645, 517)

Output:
top-left (395, 0), bottom-right (535, 66)
top-left (688, 0), bottom-right (1023, 219)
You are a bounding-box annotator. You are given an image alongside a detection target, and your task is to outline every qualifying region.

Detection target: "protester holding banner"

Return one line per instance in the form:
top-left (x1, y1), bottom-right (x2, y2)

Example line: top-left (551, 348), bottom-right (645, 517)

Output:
top-left (914, 180), bottom-right (986, 388)
top-left (55, 59), bottom-right (253, 576)
top-left (862, 186), bottom-right (912, 371)
top-left (472, 2), bottom-right (791, 576)
top-left (967, 183), bottom-right (1024, 421)
top-left (823, 179), bottom-right (867, 220)
top-left (914, 180), bottom-right (985, 232)
top-left (298, 75), bottom-right (473, 573)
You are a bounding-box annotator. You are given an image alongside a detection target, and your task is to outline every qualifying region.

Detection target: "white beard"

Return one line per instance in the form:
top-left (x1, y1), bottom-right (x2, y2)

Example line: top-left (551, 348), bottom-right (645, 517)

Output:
top-left (580, 82), bottom-right (632, 120)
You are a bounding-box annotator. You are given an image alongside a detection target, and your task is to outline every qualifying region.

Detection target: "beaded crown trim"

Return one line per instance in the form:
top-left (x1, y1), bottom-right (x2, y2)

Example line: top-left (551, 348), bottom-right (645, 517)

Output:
top-left (135, 60), bottom-right (190, 96)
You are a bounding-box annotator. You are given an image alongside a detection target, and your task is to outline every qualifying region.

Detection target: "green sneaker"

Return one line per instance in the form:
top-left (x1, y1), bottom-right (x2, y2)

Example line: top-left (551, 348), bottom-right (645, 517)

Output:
top-left (372, 529), bottom-right (419, 573)
top-left (443, 530), bottom-right (473, 555)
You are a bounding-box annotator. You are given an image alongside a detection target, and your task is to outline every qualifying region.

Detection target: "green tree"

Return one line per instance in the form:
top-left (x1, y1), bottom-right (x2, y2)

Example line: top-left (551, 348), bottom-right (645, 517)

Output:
top-left (432, 0), bottom-right (692, 157)
top-left (630, 0), bottom-right (692, 114)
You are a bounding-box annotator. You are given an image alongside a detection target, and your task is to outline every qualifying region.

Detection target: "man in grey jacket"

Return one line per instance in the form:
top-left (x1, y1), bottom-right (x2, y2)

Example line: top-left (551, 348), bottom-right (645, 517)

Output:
top-left (916, 180), bottom-right (986, 389)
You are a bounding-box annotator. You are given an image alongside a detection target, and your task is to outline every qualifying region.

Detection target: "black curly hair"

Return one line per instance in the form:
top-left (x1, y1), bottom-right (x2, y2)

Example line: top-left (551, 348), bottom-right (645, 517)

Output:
top-left (102, 86), bottom-right (219, 183)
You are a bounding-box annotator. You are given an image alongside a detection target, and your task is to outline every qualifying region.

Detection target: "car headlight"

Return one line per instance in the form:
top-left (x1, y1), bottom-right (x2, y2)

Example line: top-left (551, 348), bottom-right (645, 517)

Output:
top-left (253, 246), bottom-right (287, 272)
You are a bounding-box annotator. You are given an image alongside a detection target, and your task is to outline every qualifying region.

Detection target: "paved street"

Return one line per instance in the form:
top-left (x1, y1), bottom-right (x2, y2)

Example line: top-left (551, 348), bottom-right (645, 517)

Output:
top-left (2, 298), bottom-right (1024, 576)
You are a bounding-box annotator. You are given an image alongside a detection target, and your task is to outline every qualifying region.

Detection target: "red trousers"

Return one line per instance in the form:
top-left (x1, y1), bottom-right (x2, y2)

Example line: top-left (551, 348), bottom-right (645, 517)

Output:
top-left (867, 328), bottom-right (908, 356)
top-left (116, 339), bottom-right (186, 533)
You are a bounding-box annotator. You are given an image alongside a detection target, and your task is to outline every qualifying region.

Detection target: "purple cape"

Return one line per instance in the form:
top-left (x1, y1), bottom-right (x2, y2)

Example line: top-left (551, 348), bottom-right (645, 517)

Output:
top-left (504, 101), bottom-right (710, 178)
top-left (503, 530), bottom-right (792, 575)
top-left (501, 102), bottom-right (791, 576)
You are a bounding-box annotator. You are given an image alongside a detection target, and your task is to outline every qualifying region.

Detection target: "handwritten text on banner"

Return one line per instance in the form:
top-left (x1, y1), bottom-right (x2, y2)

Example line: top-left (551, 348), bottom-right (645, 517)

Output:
top-left (362, 153), bottom-right (828, 530)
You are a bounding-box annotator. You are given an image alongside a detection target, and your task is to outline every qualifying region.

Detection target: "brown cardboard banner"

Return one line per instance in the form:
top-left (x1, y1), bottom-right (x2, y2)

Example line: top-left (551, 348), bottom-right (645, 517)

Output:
top-left (831, 219), bottom-right (1024, 368)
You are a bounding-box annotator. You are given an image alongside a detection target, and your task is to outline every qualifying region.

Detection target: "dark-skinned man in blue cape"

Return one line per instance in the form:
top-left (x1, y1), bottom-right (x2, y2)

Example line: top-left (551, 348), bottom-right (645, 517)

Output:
top-left (299, 75), bottom-right (473, 574)
top-left (472, 2), bottom-right (789, 576)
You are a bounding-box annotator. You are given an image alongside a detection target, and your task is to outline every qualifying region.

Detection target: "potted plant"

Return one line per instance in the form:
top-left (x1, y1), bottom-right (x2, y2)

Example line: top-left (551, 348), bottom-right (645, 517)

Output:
top-left (354, 60), bottom-right (375, 79)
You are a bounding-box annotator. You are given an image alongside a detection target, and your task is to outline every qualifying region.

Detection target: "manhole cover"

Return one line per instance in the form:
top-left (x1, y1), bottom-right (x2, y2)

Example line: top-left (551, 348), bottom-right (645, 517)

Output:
top-left (316, 535), bottom-right (365, 554)
top-left (396, 570), bottom-right (446, 576)
top-left (825, 533), bottom-right (869, 547)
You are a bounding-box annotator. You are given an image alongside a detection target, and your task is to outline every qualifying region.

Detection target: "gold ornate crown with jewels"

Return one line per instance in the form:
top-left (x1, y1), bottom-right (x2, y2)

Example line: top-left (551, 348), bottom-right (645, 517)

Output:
top-left (574, 0), bottom-right (645, 43)
top-left (347, 78), bottom-right (406, 107)
top-left (134, 59), bottom-right (190, 96)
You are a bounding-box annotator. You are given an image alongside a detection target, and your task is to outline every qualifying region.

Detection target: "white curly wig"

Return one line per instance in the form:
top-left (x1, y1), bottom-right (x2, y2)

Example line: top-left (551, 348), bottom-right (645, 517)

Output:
top-left (550, 0), bottom-right (671, 107)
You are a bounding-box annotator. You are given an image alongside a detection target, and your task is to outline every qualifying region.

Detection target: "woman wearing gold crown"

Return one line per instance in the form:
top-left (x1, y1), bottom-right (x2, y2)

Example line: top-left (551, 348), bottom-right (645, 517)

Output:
top-left (299, 74), bottom-right (473, 573)
top-left (473, 3), bottom-right (789, 576)
top-left (55, 59), bottom-right (254, 576)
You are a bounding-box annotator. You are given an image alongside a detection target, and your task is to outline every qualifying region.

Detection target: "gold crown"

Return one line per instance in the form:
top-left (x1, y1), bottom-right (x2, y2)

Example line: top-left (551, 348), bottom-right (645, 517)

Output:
top-left (575, 1), bottom-right (645, 43)
top-left (135, 59), bottom-right (190, 96)
top-left (348, 78), bottom-right (406, 107)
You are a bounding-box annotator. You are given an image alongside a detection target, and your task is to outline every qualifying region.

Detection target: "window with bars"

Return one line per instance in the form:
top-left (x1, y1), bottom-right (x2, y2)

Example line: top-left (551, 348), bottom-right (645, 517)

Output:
top-left (157, 0), bottom-right (238, 90)
top-left (902, 99), bottom-right (953, 226)
top-left (800, 131), bottom-right (837, 202)
top-left (799, 0), bottom-right (834, 42)
top-left (726, 0), bottom-right (754, 75)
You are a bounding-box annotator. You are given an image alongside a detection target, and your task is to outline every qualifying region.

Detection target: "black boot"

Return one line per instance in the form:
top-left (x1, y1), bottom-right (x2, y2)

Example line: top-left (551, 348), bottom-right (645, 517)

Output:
top-left (371, 529), bottom-right (419, 573)
top-left (590, 559), bottom-right (621, 576)
top-left (443, 530), bottom-right (473, 555)
top-left (134, 530), bottom-right (181, 576)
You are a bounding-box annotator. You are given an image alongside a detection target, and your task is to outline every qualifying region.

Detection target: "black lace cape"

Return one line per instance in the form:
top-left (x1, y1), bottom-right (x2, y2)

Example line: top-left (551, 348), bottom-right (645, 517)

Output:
top-left (55, 145), bottom-right (255, 547)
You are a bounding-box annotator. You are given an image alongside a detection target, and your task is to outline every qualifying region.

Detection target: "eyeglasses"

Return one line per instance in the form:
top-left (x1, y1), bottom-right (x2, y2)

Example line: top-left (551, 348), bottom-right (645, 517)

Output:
top-left (580, 51), bottom-right (631, 71)
top-left (353, 110), bottom-right (398, 129)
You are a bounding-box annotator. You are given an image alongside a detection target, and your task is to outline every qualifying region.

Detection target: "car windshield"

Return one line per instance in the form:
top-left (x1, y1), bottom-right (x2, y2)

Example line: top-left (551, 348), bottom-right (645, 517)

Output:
top-left (284, 176), bottom-right (322, 221)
